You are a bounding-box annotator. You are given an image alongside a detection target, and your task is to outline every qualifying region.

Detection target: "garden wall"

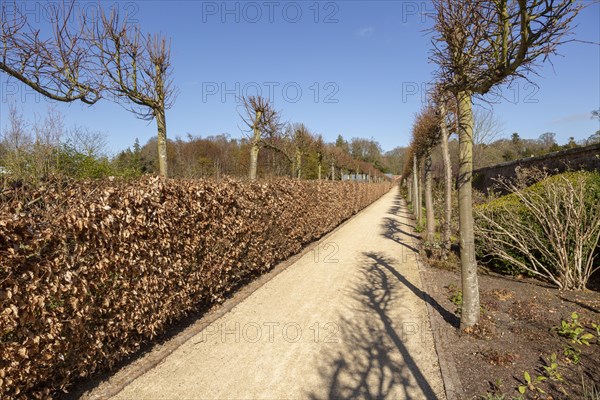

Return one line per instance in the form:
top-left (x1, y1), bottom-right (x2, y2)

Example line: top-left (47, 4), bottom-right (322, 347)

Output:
top-left (473, 143), bottom-right (600, 192)
top-left (0, 177), bottom-right (391, 398)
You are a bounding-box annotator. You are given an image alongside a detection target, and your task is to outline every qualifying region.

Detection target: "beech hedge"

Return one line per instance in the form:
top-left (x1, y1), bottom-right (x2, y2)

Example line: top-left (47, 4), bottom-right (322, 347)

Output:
top-left (0, 177), bottom-right (391, 398)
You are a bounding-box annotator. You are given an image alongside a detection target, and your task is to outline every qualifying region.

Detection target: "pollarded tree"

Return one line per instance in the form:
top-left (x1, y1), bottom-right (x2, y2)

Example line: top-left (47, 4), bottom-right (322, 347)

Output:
top-left (1, 0), bottom-right (100, 103)
top-left (412, 105), bottom-right (443, 242)
top-left (92, 10), bottom-right (177, 178)
top-left (401, 141), bottom-right (421, 223)
top-left (412, 153), bottom-right (421, 223)
top-left (432, 84), bottom-right (458, 258)
top-left (431, 0), bottom-right (582, 328)
top-left (401, 146), bottom-right (415, 201)
top-left (239, 95), bottom-right (283, 180)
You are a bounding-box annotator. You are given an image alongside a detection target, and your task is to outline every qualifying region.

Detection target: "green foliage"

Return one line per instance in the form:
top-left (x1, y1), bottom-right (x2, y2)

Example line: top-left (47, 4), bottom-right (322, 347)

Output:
top-left (563, 345), bottom-right (581, 364)
top-left (111, 143), bottom-right (146, 179)
top-left (592, 323), bottom-right (600, 341)
top-left (1, 141), bottom-right (114, 183)
top-left (447, 284), bottom-right (463, 315)
top-left (518, 370), bottom-right (546, 394)
top-left (515, 351), bottom-right (582, 397)
top-left (475, 191), bottom-right (530, 275)
top-left (57, 144), bottom-right (113, 179)
top-left (542, 353), bottom-right (563, 382)
top-left (449, 286), bottom-right (463, 306)
top-left (556, 312), bottom-right (594, 346)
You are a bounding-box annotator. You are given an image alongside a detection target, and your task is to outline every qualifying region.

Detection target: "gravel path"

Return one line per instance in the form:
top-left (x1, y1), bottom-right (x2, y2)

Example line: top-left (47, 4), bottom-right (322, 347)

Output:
top-left (110, 187), bottom-right (445, 399)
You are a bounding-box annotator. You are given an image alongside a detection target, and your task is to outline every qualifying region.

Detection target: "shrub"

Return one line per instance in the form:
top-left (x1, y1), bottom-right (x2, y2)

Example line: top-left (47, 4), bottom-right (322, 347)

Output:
top-left (475, 170), bottom-right (600, 290)
top-left (0, 177), bottom-right (390, 398)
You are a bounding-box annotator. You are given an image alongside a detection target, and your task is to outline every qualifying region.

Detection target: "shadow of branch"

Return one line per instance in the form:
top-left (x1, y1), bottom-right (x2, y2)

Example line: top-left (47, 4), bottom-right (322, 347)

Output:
top-left (306, 252), bottom-right (441, 399)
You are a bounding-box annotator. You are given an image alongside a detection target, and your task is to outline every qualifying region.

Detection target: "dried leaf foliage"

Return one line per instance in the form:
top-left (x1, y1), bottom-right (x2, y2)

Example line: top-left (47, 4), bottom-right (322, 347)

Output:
top-left (0, 177), bottom-right (390, 398)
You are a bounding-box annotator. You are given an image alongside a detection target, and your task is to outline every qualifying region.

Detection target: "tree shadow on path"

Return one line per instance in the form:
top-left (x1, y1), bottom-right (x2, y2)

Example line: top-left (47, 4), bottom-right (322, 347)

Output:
top-left (306, 252), bottom-right (441, 400)
top-left (381, 217), bottom-right (421, 253)
top-left (367, 252), bottom-right (459, 329)
top-left (388, 192), bottom-right (415, 221)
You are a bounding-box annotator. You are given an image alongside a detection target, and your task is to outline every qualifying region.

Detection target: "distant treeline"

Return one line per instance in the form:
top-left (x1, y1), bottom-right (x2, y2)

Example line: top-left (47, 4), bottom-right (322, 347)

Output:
top-left (0, 105), bottom-right (406, 182)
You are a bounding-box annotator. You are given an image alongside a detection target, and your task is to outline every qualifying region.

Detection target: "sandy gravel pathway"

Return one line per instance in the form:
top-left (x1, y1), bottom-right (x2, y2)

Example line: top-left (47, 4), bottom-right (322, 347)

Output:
top-left (110, 187), bottom-right (445, 399)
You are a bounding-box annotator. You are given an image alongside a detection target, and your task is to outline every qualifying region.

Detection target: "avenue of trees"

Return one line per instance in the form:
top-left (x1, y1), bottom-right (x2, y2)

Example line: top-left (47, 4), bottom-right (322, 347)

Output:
top-left (403, 0), bottom-right (586, 328)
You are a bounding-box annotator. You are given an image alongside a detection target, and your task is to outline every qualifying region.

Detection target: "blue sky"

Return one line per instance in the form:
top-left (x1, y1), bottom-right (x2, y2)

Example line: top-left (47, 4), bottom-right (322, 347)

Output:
top-left (1, 0), bottom-right (599, 155)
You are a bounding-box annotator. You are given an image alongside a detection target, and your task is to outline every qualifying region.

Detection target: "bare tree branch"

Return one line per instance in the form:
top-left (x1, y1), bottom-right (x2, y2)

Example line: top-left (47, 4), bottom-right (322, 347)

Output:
top-left (0, 0), bottom-right (100, 104)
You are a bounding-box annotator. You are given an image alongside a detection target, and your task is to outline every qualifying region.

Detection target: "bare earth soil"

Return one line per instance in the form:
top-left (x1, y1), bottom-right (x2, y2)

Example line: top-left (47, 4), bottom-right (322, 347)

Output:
top-left (417, 234), bottom-right (600, 398)
top-left (81, 188), bottom-right (445, 399)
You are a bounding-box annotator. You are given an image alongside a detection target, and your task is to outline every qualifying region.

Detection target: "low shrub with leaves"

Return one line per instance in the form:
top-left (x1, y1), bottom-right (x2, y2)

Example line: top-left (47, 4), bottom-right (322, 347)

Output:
top-left (475, 170), bottom-right (600, 290)
top-left (0, 177), bottom-right (391, 398)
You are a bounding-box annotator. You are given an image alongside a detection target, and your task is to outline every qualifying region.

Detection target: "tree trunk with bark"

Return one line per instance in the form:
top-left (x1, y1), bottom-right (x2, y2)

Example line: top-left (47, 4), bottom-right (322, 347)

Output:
top-left (412, 155), bottom-right (419, 221)
top-left (440, 104), bottom-right (453, 257)
top-left (424, 154), bottom-right (435, 243)
top-left (156, 108), bottom-right (169, 178)
top-left (248, 110), bottom-right (262, 180)
top-left (457, 90), bottom-right (480, 328)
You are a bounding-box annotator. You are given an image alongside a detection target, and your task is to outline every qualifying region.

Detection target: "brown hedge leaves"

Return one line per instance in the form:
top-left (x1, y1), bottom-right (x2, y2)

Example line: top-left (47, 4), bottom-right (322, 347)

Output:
top-left (0, 177), bottom-right (390, 398)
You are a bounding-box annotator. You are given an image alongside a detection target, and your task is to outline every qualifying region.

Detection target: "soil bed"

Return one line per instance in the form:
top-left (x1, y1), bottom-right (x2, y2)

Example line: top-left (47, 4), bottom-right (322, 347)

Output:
top-left (420, 261), bottom-right (600, 399)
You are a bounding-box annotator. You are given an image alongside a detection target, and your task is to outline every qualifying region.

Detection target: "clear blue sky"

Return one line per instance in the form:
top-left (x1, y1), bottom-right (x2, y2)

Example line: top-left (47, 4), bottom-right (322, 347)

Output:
top-left (1, 0), bottom-right (599, 155)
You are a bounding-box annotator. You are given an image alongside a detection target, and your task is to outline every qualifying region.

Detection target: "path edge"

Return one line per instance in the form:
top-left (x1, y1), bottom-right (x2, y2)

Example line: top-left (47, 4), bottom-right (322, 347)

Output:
top-left (399, 195), bottom-right (464, 400)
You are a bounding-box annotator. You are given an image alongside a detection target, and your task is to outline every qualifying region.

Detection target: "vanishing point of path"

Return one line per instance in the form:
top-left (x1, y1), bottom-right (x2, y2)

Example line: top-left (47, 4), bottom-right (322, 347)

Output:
top-left (108, 187), bottom-right (446, 399)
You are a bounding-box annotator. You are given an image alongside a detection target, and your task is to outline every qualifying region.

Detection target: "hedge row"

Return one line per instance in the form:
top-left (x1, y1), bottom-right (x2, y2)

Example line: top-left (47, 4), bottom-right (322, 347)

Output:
top-left (0, 177), bottom-right (391, 398)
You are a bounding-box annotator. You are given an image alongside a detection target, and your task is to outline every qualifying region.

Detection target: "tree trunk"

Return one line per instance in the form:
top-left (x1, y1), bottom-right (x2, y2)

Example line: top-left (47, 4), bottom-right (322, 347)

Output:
top-left (156, 107), bottom-right (168, 178)
top-left (440, 104), bottom-right (453, 258)
top-left (249, 142), bottom-right (259, 180)
top-left (331, 162), bottom-right (335, 180)
top-left (457, 90), bottom-right (480, 328)
top-left (295, 150), bottom-right (302, 179)
top-left (407, 176), bottom-right (412, 204)
top-left (248, 110), bottom-right (262, 180)
top-left (424, 154), bottom-right (435, 243)
top-left (412, 155), bottom-right (419, 219)
top-left (318, 163), bottom-right (322, 180)
top-left (418, 160), bottom-right (423, 225)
